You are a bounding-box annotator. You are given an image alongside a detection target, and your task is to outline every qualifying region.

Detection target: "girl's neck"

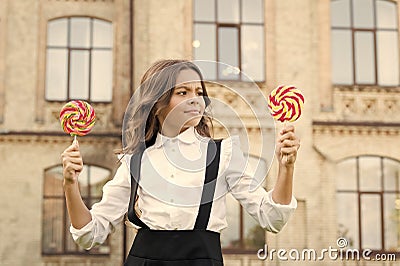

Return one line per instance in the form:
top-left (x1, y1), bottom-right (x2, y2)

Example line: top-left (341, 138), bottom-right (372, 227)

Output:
top-left (160, 125), bottom-right (190, 138)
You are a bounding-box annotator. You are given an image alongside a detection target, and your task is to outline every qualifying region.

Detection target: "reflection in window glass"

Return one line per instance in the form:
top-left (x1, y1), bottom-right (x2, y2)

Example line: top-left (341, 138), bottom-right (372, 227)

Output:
top-left (241, 25), bottom-right (264, 81)
top-left (336, 157), bottom-right (357, 191)
top-left (217, 0), bottom-right (239, 23)
top-left (337, 193), bottom-right (359, 249)
top-left (359, 157), bottom-right (381, 191)
top-left (242, 0), bottom-right (263, 23)
top-left (377, 31), bottom-right (399, 86)
top-left (70, 18), bottom-right (91, 48)
top-left (377, 0), bottom-right (397, 29)
top-left (47, 19), bottom-right (68, 46)
top-left (93, 19), bottom-right (113, 48)
top-left (355, 32), bottom-right (375, 84)
top-left (194, 0), bottom-right (215, 22)
top-left (69, 50), bottom-right (90, 100)
top-left (91, 51), bottom-right (113, 102)
top-left (45, 49), bottom-right (68, 101)
top-left (218, 27), bottom-right (239, 80)
top-left (331, 0), bottom-right (351, 27)
top-left (331, 30), bottom-right (353, 85)
top-left (352, 0), bottom-right (374, 28)
top-left (361, 194), bottom-right (382, 250)
top-left (383, 194), bottom-right (398, 251)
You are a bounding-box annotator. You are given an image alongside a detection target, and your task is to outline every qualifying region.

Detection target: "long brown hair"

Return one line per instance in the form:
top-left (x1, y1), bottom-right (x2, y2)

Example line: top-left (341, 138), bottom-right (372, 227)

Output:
top-left (122, 59), bottom-right (213, 154)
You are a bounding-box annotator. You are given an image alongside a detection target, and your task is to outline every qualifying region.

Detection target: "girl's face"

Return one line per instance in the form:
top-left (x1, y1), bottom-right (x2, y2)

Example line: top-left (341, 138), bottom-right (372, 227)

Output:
top-left (157, 69), bottom-right (206, 135)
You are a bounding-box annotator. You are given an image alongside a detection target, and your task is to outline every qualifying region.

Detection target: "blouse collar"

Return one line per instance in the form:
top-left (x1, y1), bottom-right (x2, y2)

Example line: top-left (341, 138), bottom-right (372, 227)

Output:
top-left (153, 126), bottom-right (202, 148)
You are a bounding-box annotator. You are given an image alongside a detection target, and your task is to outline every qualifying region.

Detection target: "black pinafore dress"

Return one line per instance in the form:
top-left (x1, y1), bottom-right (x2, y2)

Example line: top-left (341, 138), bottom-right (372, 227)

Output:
top-left (124, 139), bottom-right (224, 266)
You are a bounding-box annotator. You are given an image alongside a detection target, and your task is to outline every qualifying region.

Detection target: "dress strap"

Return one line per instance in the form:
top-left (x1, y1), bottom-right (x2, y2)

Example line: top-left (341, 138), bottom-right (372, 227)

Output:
top-left (127, 150), bottom-right (150, 229)
top-left (194, 139), bottom-right (222, 230)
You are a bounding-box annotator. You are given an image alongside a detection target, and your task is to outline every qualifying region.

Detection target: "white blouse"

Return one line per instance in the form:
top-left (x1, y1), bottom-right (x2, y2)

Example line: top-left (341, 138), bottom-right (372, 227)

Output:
top-left (70, 127), bottom-right (297, 249)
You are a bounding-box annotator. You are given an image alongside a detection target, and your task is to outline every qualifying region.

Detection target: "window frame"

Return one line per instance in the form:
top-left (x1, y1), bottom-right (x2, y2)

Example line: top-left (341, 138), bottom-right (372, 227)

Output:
top-left (331, 0), bottom-right (400, 87)
top-left (193, 0), bottom-right (266, 82)
top-left (45, 16), bottom-right (114, 103)
top-left (336, 155), bottom-right (400, 254)
top-left (41, 164), bottom-right (112, 256)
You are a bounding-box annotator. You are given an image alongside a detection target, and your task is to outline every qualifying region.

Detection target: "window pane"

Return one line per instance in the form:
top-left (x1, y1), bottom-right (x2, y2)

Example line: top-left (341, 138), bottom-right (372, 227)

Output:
top-left (361, 194), bottom-right (382, 250)
top-left (91, 50), bottom-right (113, 102)
top-left (93, 19), bottom-right (113, 48)
top-left (243, 210), bottom-right (264, 249)
top-left (221, 193), bottom-right (240, 248)
top-left (355, 31), bottom-right (375, 84)
top-left (70, 18), bottom-right (91, 48)
top-left (331, 29), bottom-right (353, 84)
top-left (352, 0), bottom-right (374, 29)
top-left (241, 25), bottom-right (264, 81)
top-left (383, 158), bottom-right (400, 192)
top-left (337, 158), bottom-right (357, 190)
top-left (69, 50), bottom-right (90, 100)
top-left (377, 31), bottom-right (399, 86)
top-left (194, 0), bottom-right (215, 22)
top-left (359, 157), bottom-right (381, 191)
top-left (331, 0), bottom-right (351, 27)
top-left (337, 193), bottom-right (359, 249)
top-left (77, 166), bottom-right (89, 198)
top-left (89, 166), bottom-right (111, 197)
top-left (194, 24), bottom-right (216, 80)
top-left (242, 0), bottom-right (263, 23)
top-left (45, 49), bottom-right (68, 100)
top-left (384, 193), bottom-right (399, 251)
top-left (217, 0), bottom-right (239, 23)
top-left (377, 0), bottom-right (398, 29)
top-left (47, 19), bottom-right (68, 46)
top-left (44, 166), bottom-right (64, 197)
top-left (218, 27), bottom-right (239, 80)
top-left (42, 199), bottom-right (63, 254)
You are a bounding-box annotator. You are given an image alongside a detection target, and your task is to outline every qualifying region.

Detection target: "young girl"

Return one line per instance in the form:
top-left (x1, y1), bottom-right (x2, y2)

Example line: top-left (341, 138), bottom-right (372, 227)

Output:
top-left (61, 59), bottom-right (299, 265)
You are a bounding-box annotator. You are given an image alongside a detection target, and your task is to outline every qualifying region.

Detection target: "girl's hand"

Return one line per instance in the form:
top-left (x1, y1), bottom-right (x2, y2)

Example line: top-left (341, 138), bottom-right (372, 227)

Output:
top-left (275, 125), bottom-right (300, 166)
top-left (61, 140), bottom-right (83, 185)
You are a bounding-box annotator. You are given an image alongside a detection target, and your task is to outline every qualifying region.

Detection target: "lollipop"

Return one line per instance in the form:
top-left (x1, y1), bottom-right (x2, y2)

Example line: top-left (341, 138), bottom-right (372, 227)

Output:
top-left (268, 85), bottom-right (304, 162)
top-left (268, 85), bottom-right (304, 123)
top-left (60, 100), bottom-right (96, 140)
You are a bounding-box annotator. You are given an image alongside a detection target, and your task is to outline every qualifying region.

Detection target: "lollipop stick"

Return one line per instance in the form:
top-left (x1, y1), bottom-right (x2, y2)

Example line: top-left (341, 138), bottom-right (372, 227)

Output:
top-left (73, 135), bottom-right (77, 143)
top-left (283, 121), bottom-right (288, 164)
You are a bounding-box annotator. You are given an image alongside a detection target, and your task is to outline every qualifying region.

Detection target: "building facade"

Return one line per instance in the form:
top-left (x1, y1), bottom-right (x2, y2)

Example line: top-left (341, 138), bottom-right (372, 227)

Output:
top-left (0, 0), bottom-right (399, 265)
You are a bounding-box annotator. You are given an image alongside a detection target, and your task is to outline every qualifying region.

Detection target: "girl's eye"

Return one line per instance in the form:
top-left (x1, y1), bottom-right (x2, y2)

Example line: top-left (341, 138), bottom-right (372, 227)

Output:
top-left (177, 91), bottom-right (186, 95)
top-left (197, 91), bottom-right (204, 96)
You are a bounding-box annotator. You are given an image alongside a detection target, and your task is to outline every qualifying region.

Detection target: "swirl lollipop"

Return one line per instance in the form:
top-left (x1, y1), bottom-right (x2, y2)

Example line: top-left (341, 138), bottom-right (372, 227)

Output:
top-left (60, 100), bottom-right (96, 140)
top-left (268, 85), bottom-right (304, 123)
top-left (268, 85), bottom-right (304, 161)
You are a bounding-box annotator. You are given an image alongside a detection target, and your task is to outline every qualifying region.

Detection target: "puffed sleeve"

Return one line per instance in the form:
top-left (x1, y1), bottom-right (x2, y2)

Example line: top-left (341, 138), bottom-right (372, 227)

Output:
top-left (69, 157), bottom-right (131, 249)
top-left (221, 136), bottom-right (297, 233)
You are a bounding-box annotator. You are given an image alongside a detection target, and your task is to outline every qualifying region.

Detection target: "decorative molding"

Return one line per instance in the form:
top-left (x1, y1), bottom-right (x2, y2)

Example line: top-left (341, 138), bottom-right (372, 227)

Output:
top-left (313, 123), bottom-right (400, 136)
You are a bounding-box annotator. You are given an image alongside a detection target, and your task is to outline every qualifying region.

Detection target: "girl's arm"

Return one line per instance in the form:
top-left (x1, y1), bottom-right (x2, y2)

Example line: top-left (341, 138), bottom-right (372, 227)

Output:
top-left (272, 125), bottom-right (300, 205)
top-left (62, 140), bottom-right (92, 229)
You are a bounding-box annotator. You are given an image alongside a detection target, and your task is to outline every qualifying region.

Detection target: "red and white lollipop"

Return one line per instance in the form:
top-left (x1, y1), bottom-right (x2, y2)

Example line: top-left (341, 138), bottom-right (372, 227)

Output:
top-left (60, 100), bottom-right (96, 140)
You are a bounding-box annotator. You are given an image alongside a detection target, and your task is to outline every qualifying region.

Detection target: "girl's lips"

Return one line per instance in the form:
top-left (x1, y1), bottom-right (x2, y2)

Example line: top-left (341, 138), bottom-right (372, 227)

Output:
top-left (184, 110), bottom-right (201, 114)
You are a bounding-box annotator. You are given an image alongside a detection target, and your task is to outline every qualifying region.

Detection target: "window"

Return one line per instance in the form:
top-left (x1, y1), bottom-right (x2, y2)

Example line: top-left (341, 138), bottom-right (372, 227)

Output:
top-left (42, 165), bottom-right (111, 255)
top-left (193, 0), bottom-right (265, 82)
top-left (336, 156), bottom-right (400, 252)
top-left (331, 0), bottom-right (399, 86)
top-left (221, 155), bottom-right (267, 252)
top-left (45, 17), bottom-right (113, 102)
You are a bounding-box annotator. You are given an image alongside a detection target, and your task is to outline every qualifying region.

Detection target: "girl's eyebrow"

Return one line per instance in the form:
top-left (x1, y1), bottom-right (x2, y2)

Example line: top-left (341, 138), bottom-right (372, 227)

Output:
top-left (174, 85), bottom-right (203, 91)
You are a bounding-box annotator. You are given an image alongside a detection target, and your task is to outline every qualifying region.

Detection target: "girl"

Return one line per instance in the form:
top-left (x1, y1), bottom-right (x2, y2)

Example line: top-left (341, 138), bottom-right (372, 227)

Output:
top-left (61, 59), bottom-right (299, 265)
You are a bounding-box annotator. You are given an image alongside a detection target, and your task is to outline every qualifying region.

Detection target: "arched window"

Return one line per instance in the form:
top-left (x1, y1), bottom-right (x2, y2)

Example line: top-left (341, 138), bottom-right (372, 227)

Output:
top-left (45, 17), bottom-right (113, 102)
top-left (331, 0), bottom-right (399, 86)
top-left (42, 165), bottom-right (111, 255)
top-left (221, 155), bottom-right (267, 252)
top-left (336, 156), bottom-right (400, 251)
top-left (193, 0), bottom-right (265, 82)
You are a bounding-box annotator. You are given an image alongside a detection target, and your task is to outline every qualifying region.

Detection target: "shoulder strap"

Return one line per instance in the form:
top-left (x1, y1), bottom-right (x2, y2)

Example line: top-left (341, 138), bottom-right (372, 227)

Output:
top-left (127, 150), bottom-right (149, 229)
top-left (194, 139), bottom-right (222, 230)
